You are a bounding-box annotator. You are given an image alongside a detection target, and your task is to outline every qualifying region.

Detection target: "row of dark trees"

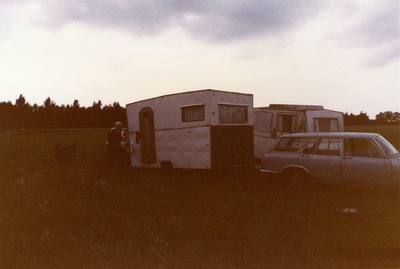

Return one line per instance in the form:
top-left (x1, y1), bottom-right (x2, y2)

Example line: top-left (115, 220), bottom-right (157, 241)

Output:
top-left (344, 111), bottom-right (400, 126)
top-left (0, 94), bottom-right (398, 130)
top-left (0, 95), bottom-right (127, 130)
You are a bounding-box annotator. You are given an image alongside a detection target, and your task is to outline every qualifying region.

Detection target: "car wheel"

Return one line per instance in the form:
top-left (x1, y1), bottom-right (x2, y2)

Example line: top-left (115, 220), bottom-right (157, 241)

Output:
top-left (286, 171), bottom-right (308, 188)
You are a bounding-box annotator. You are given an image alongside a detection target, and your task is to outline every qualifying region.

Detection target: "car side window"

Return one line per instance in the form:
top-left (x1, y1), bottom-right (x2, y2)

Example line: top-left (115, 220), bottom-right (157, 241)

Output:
top-left (303, 138), bottom-right (317, 154)
top-left (369, 141), bottom-right (382, 158)
top-left (274, 138), bottom-right (306, 152)
top-left (344, 138), bottom-right (381, 157)
top-left (315, 138), bottom-right (340, 156)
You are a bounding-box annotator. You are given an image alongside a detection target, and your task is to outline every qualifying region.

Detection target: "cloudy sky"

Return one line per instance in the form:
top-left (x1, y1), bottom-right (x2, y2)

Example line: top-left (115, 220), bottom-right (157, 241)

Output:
top-left (1, 0), bottom-right (399, 118)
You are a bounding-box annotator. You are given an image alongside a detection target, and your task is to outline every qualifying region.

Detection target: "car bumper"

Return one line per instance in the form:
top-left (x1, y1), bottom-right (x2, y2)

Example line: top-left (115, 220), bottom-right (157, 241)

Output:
top-left (259, 169), bottom-right (280, 174)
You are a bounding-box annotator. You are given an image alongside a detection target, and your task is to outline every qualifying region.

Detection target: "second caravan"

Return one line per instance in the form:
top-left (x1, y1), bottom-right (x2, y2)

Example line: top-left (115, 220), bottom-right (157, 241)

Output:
top-left (254, 104), bottom-right (344, 159)
top-left (126, 89), bottom-right (254, 169)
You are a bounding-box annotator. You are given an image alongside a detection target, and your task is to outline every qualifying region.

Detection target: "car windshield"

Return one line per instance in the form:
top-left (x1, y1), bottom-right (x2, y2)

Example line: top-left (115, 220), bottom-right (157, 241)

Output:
top-left (375, 136), bottom-right (399, 157)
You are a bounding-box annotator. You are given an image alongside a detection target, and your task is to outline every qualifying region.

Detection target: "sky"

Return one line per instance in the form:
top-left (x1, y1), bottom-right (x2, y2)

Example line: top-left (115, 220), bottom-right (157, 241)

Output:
top-left (1, 0), bottom-right (399, 118)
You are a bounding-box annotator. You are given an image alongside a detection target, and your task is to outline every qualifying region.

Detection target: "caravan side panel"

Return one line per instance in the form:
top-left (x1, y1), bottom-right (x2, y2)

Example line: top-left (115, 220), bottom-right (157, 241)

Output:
top-left (254, 136), bottom-right (278, 160)
top-left (126, 89), bottom-right (254, 169)
top-left (156, 126), bottom-right (211, 169)
top-left (129, 126), bottom-right (211, 169)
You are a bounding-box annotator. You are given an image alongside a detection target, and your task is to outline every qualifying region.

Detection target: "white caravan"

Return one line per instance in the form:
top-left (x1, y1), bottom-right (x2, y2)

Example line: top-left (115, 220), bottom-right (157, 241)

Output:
top-left (126, 89), bottom-right (254, 169)
top-left (254, 104), bottom-right (344, 160)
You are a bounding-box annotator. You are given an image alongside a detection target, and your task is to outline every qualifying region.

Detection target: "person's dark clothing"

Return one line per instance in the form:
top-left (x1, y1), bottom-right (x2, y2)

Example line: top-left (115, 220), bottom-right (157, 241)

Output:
top-left (106, 127), bottom-right (124, 166)
top-left (107, 127), bottom-right (122, 147)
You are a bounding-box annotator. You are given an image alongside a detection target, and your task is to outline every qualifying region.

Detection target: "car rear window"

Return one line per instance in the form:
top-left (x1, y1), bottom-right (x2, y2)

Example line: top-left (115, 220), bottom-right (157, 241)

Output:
top-left (274, 138), bottom-right (306, 152)
top-left (375, 136), bottom-right (399, 157)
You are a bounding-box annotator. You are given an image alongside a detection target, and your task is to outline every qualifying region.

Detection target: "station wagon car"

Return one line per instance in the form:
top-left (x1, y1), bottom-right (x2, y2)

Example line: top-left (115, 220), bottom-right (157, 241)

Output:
top-left (260, 132), bottom-right (400, 188)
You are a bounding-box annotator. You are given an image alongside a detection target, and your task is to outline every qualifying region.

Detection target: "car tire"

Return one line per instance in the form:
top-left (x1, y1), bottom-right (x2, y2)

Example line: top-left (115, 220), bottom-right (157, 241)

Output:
top-left (285, 171), bottom-right (308, 188)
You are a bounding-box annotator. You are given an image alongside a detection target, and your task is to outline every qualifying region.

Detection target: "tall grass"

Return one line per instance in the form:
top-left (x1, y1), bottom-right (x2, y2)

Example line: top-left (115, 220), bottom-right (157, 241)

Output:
top-left (0, 128), bottom-right (399, 268)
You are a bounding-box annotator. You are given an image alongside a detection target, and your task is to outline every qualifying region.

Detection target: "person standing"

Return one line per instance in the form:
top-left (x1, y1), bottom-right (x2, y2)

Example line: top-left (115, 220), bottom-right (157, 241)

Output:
top-left (106, 122), bottom-right (124, 165)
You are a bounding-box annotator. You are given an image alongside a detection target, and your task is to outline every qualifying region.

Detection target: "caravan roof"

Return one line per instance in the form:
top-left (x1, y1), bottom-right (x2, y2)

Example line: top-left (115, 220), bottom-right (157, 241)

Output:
top-left (256, 104), bottom-right (324, 111)
top-left (126, 89), bottom-right (252, 106)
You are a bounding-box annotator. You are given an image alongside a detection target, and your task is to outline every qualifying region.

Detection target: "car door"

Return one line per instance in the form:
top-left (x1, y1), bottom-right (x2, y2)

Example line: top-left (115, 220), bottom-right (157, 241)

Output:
top-left (262, 137), bottom-right (306, 172)
top-left (298, 138), bottom-right (341, 183)
top-left (341, 138), bottom-right (392, 186)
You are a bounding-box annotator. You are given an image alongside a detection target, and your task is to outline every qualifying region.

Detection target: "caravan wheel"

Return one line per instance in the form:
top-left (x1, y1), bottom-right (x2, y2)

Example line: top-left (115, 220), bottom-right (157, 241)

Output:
top-left (160, 161), bottom-right (173, 170)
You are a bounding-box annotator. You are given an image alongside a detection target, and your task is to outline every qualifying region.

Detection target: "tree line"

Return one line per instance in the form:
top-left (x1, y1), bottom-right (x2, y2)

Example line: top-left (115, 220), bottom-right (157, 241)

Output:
top-left (344, 111), bottom-right (400, 126)
top-left (0, 94), bottom-right (398, 130)
top-left (0, 94), bottom-right (127, 130)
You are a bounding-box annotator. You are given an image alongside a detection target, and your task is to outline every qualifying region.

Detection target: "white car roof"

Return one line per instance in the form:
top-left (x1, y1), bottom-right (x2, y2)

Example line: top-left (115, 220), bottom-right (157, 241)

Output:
top-left (279, 132), bottom-right (381, 139)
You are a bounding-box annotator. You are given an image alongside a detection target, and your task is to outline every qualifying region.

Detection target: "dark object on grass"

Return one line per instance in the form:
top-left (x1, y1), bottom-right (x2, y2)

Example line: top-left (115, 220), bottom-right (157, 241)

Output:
top-left (54, 143), bottom-right (76, 164)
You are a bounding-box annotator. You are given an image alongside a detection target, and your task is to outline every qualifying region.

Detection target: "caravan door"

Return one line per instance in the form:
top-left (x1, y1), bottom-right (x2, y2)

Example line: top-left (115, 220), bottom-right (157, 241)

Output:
top-left (305, 110), bottom-right (344, 133)
top-left (139, 107), bottom-right (156, 164)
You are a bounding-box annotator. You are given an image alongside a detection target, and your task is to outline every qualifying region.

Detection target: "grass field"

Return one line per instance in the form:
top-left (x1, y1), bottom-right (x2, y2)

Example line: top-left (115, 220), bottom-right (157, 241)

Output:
top-left (345, 125), bottom-right (400, 150)
top-left (0, 127), bottom-right (399, 268)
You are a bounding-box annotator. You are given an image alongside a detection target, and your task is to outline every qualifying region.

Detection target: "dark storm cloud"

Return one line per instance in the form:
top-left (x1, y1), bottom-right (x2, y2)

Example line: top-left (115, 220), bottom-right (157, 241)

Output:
top-left (35, 0), bottom-right (327, 42)
top-left (2, 0), bottom-right (398, 66)
top-left (177, 0), bottom-right (327, 42)
top-left (349, 1), bottom-right (399, 46)
top-left (332, 0), bottom-right (399, 68)
top-left (360, 2), bottom-right (399, 67)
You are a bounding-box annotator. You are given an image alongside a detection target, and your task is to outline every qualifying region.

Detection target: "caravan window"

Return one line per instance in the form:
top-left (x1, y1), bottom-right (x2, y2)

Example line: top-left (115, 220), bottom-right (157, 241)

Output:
top-left (314, 118), bottom-right (339, 132)
top-left (255, 111), bottom-right (272, 132)
top-left (277, 114), bottom-right (296, 133)
top-left (181, 105), bottom-right (205, 122)
top-left (219, 104), bottom-right (248, 123)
